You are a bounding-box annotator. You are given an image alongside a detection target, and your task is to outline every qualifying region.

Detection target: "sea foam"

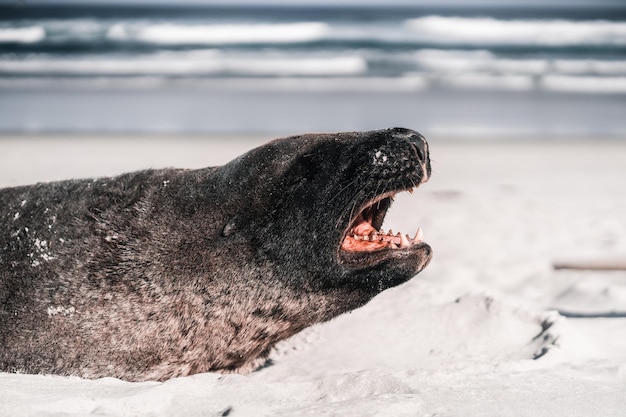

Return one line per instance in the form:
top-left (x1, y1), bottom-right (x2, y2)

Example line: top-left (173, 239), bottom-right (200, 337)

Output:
top-left (0, 51), bottom-right (366, 77)
top-left (0, 26), bottom-right (45, 43)
top-left (414, 49), bottom-right (548, 75)
top-left (114, 22), bottom-right (330, 45)
top-left (542, 75), bottom-right (626, 93)
top-left (405, 16), bottom-right (626, 46)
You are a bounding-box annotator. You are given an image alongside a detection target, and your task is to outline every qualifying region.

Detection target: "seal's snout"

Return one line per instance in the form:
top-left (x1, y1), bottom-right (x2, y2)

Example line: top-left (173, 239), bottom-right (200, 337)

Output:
top-left (406, 131), bottom-right (431, 184)
top-left (339, 128), bottom-right (432, 276)
top-left (408, 134), bottom-right (428, 163)
top-left (384, 128), bottom-right (431, 184)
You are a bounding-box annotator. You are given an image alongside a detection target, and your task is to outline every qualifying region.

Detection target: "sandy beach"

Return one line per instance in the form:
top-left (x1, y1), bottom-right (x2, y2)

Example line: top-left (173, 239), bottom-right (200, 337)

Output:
top-left (1, 134), bottom-right (626, 416)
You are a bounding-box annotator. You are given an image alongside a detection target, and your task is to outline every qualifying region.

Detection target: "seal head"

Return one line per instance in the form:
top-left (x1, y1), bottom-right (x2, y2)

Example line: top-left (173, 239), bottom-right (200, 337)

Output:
top-left (0, 128), bottom-right (431, 381)
top-left (222, 127), bottom-right (432, 294)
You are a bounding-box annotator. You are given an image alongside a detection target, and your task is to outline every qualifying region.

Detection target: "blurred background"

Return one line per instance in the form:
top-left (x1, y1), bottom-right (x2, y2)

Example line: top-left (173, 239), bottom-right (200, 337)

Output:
top-left (0, 0), bottom-right (625, 137)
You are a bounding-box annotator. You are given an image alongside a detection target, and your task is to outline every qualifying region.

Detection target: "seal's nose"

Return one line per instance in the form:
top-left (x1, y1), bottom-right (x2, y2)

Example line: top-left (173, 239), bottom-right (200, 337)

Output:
top-left (388, 128), bottom-right (427, 158)
top-left (374, 127), bottom-right (431, 183)
top-left (389, 128), bottom-right (431, 184)
top-left (411, 134), bottom-right (431, 184)
top-left (409, 133), bottom-right (428, 162)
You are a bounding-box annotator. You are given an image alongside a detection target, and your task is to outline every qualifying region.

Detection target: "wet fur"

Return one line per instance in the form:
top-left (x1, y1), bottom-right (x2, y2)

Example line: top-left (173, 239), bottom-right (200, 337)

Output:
top-left (0, 128), bottom-right (431, 381)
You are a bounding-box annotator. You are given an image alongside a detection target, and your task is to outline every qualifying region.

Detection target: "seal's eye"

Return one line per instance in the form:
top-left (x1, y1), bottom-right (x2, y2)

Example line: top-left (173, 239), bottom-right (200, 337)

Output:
top-left (340, 190), bottom-right (424, 252)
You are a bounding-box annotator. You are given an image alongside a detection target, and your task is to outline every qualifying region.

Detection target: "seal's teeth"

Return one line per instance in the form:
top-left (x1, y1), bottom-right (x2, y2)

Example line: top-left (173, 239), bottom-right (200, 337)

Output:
top-left (413, 227), bottom-right (424, 242)
top-left (387, 229), bottom-right (394, 236)
top-left (400, 233), bottom-right (411, 248)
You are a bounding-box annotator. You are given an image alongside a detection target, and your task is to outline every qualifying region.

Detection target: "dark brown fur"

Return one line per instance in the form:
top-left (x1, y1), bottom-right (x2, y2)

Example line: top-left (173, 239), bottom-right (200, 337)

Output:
top-left (0, 128), bottom-right (432, 381)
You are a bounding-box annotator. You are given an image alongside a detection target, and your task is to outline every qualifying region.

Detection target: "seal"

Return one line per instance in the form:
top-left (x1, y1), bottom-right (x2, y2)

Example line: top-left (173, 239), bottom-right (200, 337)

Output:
top-left (0, 128), bottom-right (432, 382)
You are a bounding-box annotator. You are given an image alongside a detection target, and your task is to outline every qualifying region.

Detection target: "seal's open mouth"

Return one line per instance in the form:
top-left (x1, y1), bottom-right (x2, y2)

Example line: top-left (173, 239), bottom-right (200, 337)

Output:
top-left (340, 188), bottom-right (424, 253)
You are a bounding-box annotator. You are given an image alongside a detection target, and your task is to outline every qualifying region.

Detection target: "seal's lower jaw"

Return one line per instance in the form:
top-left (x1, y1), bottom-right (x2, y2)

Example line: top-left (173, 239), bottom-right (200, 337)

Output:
top-left (339, 188), bottom-right (432, 271)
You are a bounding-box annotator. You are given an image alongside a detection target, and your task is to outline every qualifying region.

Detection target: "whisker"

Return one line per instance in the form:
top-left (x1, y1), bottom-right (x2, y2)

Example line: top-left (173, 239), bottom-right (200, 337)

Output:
top-left (329, 178), bottom-right (359, 203)
top-left (373, 184), bottom-right (382, 210)
top-left (335, 188), bottom-right (367, 230)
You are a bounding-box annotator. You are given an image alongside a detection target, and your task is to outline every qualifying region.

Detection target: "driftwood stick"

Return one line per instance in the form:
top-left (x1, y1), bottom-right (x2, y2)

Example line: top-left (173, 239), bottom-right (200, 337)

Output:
top-left (557, 310), bottom-right (626, 318)
top-left (553, 260), bottom-right (626, 271)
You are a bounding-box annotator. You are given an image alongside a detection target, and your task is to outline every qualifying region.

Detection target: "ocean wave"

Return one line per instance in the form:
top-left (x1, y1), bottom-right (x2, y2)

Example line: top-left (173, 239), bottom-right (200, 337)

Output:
top-left (553, 59), bottom-right (626, 75)
top-left (405, 16), bottom-right (626, 47)
top-left (4, 16), bottom-right (626, 51)
top-left (414, 49), bottom-right (626, 76)
top-left (414, 49), bottom-right (547, 75)
top-left (230, 56), bottom-right (366, 76)
top-left (12, 44), bottom-right (619, 80)
top-left (0, 26), bottom-right (45, 43)
top-left (541, 75), bottom-right (626, 93)
top-left (432, 72), bottom-right (626, 93)
top-left (0, 51), bottom-right (366, 76)
top-left (109, 22), bottom-right (329, 45)
top-left (436, 73), bottom-right (534, 91)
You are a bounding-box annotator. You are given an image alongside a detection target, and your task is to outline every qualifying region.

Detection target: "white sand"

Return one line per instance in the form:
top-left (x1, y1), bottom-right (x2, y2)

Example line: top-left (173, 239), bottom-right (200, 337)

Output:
top-left (1, 134), bottom-right (626, 416)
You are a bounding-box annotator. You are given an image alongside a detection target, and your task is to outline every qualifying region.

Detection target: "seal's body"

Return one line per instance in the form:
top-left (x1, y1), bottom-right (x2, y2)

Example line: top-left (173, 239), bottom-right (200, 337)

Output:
top-left (0, 128), bottom-right (432, 381)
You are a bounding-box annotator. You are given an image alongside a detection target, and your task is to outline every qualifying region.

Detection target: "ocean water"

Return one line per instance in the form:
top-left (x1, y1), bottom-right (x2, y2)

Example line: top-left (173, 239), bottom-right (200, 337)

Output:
top-left (1, 4), bottom-right (625, 136)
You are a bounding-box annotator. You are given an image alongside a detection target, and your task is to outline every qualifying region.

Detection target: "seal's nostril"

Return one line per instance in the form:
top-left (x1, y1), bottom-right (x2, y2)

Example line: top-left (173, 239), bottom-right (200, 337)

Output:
top-left (411, 141), bottom-right (425, 161)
